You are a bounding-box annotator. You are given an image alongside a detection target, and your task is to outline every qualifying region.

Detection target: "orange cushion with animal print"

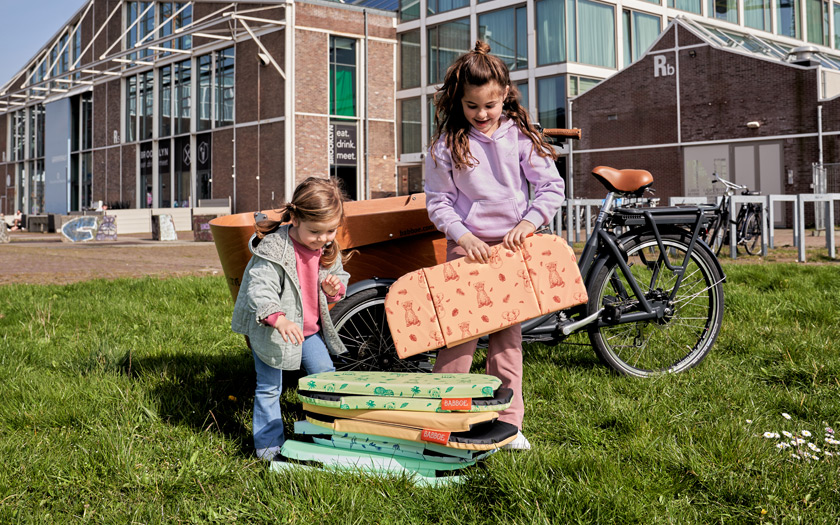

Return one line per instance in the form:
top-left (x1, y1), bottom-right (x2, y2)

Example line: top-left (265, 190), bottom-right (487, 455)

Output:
top-left (521, 235), bottom-right (589, 314)
top-left (423, 244), bottom-right (542, 348)
top-left (384, 234), bottom-right (588, 359)
top-left (384, 270), bottom-right (446, 358)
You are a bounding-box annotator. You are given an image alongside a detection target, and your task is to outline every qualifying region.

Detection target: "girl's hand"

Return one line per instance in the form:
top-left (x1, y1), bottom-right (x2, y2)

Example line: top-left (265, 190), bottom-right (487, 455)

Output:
top-left (322, 274), bottom-right (342, 297)
top-left (457, 232), bottom-right (491, 264)
top-left (503, 220), bottom-right (536, 251)
top-left (273, 315), bottom-right (303, 346)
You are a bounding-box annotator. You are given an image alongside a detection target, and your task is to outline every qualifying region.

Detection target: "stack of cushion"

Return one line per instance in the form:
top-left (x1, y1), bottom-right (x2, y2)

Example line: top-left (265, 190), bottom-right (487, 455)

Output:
top-left (272, 371), bottom-right (518, 485)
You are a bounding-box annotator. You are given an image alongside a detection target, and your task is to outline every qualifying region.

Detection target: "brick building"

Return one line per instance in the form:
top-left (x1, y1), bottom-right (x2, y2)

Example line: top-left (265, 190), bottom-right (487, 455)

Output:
top-left (0, 0), bottom-right (398, 217)
top-left (571, 17), bottom-right (840, 215)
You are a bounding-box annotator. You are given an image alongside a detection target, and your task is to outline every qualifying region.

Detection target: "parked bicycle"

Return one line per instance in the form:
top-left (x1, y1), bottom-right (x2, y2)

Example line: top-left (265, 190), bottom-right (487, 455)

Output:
top-left (329, 128), bottom-right (726, 378)
top-left (701, 173), bottom-right (765, 256)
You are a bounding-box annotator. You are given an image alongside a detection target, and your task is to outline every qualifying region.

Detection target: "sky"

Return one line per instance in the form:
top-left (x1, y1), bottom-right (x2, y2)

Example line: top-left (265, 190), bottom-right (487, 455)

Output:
top-left (0, 0), bottom-right (83, 86)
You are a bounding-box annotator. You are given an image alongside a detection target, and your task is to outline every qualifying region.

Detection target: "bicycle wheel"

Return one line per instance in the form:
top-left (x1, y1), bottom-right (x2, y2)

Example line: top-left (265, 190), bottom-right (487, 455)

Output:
top-left (330, 287), bottom-right (433, 373)
top-left (586, 232), bottom-right (724, 377)
top-left (742, 212), bottom-right (762, 255)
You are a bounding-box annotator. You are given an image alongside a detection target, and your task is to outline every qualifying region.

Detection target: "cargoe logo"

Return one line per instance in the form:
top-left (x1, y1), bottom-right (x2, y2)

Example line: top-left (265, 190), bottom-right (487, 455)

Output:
top-left (399, 224), bottom-right (436, 237)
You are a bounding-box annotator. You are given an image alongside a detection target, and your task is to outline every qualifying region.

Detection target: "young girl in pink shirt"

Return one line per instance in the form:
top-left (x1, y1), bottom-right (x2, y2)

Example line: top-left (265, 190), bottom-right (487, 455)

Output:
top-left (232, 177), bottom-right (351, 461)
top-left (425, 41), bottom-right (566, 450)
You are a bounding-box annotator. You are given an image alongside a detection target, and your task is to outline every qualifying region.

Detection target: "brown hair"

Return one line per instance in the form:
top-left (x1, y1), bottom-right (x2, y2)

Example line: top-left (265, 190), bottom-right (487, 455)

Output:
top-left (255, 176), bottom-right (351, 268)
top-left (430, 41), bottom-right (557, 170)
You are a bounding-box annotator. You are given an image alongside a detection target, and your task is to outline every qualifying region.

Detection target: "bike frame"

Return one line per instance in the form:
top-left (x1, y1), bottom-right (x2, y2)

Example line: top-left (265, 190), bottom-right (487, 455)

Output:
top-left (519, 190), bottom-right (722, 343)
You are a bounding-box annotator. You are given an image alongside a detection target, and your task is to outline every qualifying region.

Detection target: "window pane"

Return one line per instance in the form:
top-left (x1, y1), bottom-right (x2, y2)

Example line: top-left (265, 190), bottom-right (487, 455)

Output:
top-left (834, 3), bottom-right (840, 47)
top-left (215, 48), bottom-right (235, 127)
top-left (744, 0), bottom-right (772, 30)
top-left (428, 18), bottom-right (470, 84)
top-left (330, 37), bottom-right (356, 117)
top-left (140, 71), bottom-right (154, 140)
top-left (479, 7), bottom-right (528, 71)
top-left (400, 0), bottom-right (420, 21)
top-left (537, 0), bottom-right (567, 65)
top-left (198, 54), bottom-right (212, 131)
top-left (176, 3), bottom-right (192, 50)
top-left (707, 0), bottom-right (738, 23)
top-left (400, 98), bottom-right (421, 154)
top-left (126, 76), bottom-right (137, 142)
top-left (400, 31), bottom-right (421, 89)
top-left (175, 60), bottom-right (191, 135)
top-left (537, 75), bottom-right (566, 129)
top-left (428, 0), bottom-right (469, 16)
top-left (579, 0), bottom-right (615, 68)
top-left (515, 80), bottom-right (529, 113)
top-left (160, 65), bottom-right (172, 137)
top-left (667, 0), bottom-right (702, 14)
top-left (806, 0), bottom-right (829, 45)
top-left (777, 0), bottom-right (801, 38)
top-left (624, 10), bottom-right (661, 67)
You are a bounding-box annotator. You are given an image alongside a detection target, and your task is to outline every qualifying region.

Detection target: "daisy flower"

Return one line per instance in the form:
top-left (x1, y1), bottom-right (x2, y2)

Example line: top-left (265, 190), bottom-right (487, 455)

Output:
top-left (782, 413), bottom-right (792, 420)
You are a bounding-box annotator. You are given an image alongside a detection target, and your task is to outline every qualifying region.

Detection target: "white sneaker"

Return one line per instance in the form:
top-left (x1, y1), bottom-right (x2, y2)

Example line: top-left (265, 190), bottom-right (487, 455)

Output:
top-left (502, 431), bottom-right (531, 451)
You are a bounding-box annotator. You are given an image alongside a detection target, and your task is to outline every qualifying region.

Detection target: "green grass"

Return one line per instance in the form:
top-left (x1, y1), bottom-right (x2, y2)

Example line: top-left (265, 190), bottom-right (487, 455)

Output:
top-left (1, 265), bottom-right (839, 523)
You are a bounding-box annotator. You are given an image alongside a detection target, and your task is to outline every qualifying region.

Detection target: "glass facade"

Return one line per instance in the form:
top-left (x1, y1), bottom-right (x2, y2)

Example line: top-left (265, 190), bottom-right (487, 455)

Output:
top-left (329, 37), bottom-right (359, 200)
top-left (400, 31), bottom-right (421, 89)
top-left (806, 0), bottom-right (830, 45)
top-left (428, 18), bottom-right (470, 83)
top-left (744, 0), bottom-right (772, 30)
top-left (400, 98), bottom-right (422, 154)
top-left (708, 0), bottom-right (738, 23)
top-left (624, 10), bottom-right (662, 66)
top-left (478, 6), bottom-right (528, 70)
top-left (777, 0), bottom-right (801, 38)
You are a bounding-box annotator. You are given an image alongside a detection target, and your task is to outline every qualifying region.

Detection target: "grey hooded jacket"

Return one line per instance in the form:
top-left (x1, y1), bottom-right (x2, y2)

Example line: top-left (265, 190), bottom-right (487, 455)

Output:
top-left (231, 224), bottom-right (349, 370)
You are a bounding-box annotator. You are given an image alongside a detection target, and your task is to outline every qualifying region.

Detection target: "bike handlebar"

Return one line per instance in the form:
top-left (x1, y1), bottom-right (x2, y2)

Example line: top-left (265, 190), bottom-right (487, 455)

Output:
top-left (541, 128), bottom-right (582, 140)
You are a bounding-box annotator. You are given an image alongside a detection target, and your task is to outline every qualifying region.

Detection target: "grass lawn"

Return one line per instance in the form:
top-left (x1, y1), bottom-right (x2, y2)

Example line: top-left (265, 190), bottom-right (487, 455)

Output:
top-left (1, 263), bottom-right (839, 523)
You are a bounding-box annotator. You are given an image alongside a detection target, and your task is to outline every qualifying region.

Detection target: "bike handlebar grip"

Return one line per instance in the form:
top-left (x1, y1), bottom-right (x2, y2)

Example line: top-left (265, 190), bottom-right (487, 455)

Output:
top-left (542, 128), bottom-right (582, 140)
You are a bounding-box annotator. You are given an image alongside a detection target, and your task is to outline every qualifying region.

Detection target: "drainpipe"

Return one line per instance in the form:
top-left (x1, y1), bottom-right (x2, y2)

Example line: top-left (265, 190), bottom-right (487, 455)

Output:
top-left (364, 9), bottom-right (370, 200)
top-left (284, 0), bottom-right (295, 202)
top-left (567, 99), bottom-right (574, 200)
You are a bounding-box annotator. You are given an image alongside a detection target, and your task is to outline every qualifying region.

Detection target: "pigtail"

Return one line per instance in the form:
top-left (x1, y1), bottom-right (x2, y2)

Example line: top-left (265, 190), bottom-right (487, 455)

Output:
top-left (254, 203), bottom-right (295, 240)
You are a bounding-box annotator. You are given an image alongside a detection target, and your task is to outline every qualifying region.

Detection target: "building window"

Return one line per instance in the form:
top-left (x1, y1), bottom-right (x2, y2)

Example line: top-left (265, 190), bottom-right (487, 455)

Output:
top-left (478, 6), bottom-right (528, 71)
top-left (175, 59), bottom-right (191, 135)
top-left (160, 2), bottom-right (192, 52)
top-left (428, 18), bottom-right (470, 84)
top-left (777, 0), bottom-right (801, 38)
top-left (428, 0), bottom-right (469, 16)
top-left (834, 3), bottom-right (840, 47)
top-left (708, 0), bottom-right (738, 23)
top-left (806, 0), bottom-right (830, 45)
top-left (399, 98), bottom-right (422, 155)
top-left (400, 31), bottom-right (421, 89)
top-left (198, 54), bottom-right (213, 132)
top-left (515, 80), bottom-right (529, 113)
top-left (569, 75), bottom-right (600, 96)
top-left (745, 0), bottom-right (772, 30)
top-left (537, 0), bottom-right (572, 65)
top-left (537, 75), bottom-right (566, 129)
top-left (126, 76), bottom-right (137, 142)
top-left (623, 10), bottom-right (661, 67)
top-left (330, 37), bottom-right (357, 117)
top-left (127, 2), bottom-right (155, 60)
top-left (667, 0), bottom-right (702, 14)
top-left (215, 48), bottom-right (235, 128)
top-left (400, 0), bottom-right (420, 22)
top-left (160, 65), bottom-right (172, 137)
top-left (140, 71), bottom-right (154, 140)
top-left (579, 0), bottom-right (615, 68)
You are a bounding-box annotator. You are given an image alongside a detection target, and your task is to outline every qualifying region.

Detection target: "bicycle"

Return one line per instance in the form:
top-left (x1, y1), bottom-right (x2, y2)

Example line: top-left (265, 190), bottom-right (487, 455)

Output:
top-left (329, 128), bottom-right (726, 377)
top-left (702, 173), bottom-right (765, 256)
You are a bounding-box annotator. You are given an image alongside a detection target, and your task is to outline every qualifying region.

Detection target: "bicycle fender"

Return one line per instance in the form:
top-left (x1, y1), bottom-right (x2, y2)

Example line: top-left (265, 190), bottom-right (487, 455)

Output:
top-left (345, 277), bottom-right (396, 298)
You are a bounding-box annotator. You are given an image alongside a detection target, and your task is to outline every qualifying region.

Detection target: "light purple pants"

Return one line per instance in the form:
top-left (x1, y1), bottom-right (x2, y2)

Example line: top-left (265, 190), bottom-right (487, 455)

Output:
top-left (431, 240), bottom-right (525, 429)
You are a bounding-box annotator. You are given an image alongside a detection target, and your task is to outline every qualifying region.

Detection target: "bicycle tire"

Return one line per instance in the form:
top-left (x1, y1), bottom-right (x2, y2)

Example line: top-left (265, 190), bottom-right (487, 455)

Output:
top-left (742, 212), bottom-right (762, 255)
top-left (586, 231), bottom-right (724, 377)
top-left (330, 287), bottom-right (433, 373)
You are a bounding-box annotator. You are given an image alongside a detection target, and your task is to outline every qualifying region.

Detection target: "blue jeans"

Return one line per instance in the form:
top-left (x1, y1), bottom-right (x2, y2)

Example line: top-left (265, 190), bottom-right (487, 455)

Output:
top-left (253, 333), bottom-right (335, 458)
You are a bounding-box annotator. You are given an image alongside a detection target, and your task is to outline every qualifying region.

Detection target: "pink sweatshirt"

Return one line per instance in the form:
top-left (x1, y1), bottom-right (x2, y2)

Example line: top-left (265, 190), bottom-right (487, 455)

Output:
top-left (262, 236), bottom-right (345, 336)
top-left (424, 117), bottom-right (565, 242)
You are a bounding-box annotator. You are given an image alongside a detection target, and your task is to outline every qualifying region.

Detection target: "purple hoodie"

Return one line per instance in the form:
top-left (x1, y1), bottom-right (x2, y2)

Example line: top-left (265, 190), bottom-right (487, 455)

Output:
top-left (425, 117), bottom-right (566, 242)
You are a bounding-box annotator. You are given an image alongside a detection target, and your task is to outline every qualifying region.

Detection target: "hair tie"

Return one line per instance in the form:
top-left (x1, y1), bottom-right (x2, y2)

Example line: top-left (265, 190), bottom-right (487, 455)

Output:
top-left (287, 202), bottom-right (297, 211)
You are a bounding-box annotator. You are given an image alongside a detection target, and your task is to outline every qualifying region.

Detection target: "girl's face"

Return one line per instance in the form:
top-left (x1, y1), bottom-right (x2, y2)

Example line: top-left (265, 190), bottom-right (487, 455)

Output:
top-left (290, 216), bottom-right (341, 251)
top-left (461, 82), bottom-right (509, 137)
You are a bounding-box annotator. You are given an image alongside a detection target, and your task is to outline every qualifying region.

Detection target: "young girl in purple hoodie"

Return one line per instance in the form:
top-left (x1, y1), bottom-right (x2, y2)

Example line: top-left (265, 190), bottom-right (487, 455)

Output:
top-left (424, 41), bottom-right (566, 450)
